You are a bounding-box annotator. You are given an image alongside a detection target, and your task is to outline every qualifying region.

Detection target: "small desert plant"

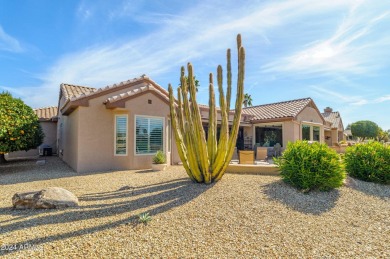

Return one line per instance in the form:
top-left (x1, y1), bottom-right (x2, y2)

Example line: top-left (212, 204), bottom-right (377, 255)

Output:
top-left (152, 150), bottom-right (166, 164)
top-left (274, 141), bottom-right (345, 192)
top-left (138, 212), bottom-right (152, 225)
top-left (344, 142), bottom-right (390, 184)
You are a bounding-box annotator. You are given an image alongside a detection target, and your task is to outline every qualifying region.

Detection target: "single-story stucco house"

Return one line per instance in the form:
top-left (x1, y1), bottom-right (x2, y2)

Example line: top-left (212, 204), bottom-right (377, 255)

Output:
top-left (8, 75), bottom-right (345, 172)
top-left (322, 107), bottom-right (345, 146)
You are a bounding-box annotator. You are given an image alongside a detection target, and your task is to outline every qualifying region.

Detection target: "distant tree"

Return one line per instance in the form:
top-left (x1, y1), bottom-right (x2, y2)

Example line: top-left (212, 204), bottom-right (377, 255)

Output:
top-left (180, 76), bottom-right (199, 92)
top-left (0, 92), bottom-right (44, 163)
top-left (180, 76), bottom-right (199, 101)
top-left (345, 124), bottom-right (351, 130)
top-left (377, 128), bottom-right (390, 142)
top-left (350, 120), bottom-right (379, 141)
top-left (243, 93), bottom-right (253, 108)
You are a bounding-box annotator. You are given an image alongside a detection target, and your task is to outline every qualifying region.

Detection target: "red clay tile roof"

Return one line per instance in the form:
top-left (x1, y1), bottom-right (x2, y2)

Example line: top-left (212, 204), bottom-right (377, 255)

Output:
top-left (59, 75), bottom-right (171, 115)
top-left (103, 84), bottom-right (169, 105)
top-left (60, 75), bottom-right (169, 104)
top-left (60, 83), bottom-right (96, 101)
top-left (322, 111), bottom-right (342, 129)
top-left (197, 103), bottom-right (254, 117)
top-left (34, 106), bottom-right (58, 121)
top-left (241, 97), bottom-right (313, 121)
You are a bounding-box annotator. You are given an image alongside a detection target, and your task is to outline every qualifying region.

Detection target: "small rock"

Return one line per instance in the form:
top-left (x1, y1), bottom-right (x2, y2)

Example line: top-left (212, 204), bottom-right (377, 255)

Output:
top-left (12, 187), bottom-right (79, 209)
top-left (344, 176), bottom-right (358, 188)
top-left (36, 160), bottom-right (46, 165)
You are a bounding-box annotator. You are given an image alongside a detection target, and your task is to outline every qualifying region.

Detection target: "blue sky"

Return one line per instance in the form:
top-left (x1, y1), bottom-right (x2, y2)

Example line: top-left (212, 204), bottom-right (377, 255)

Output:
top-left (1, 0), bottom-right (389, 129)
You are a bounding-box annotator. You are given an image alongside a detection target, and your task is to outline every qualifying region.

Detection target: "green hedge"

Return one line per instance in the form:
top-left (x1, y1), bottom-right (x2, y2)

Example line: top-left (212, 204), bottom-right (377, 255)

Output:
top-left (275, 141), bottom-right (345, 192)
top-left (344, 142), bottom-right (390, 184)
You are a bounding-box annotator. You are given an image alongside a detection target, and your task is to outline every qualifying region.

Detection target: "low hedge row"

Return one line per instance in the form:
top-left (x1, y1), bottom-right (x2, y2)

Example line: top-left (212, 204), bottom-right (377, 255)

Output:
top-left (344, 142), bottom-right (390, 184)
top-left (275, 141), bottom-right (389, 193)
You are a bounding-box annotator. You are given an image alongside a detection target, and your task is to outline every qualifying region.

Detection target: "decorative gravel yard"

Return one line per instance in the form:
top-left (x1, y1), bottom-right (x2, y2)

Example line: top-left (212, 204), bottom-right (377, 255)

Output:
top-left (0, 157), bottom-right (389, 258)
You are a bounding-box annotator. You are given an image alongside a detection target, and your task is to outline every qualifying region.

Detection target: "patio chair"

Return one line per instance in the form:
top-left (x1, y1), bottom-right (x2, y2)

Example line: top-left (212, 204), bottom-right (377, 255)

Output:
top-left (256, 147), bottom-right (268, 162)
top-left (274, 143), bottom-right (281, 157)
top-left (239, 150), bottom-right (255, 164)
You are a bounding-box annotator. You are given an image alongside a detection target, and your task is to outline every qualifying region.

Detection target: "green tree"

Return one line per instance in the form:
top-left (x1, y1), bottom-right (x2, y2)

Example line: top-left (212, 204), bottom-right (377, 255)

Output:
top-left (243, 93), bottom-right (253, 107)
top-left (0, 92), bottom-right (44, 163)
top-left (377, 127), bottom-right (390, 142)
top-left (350, 120), bottom-right (379, 141)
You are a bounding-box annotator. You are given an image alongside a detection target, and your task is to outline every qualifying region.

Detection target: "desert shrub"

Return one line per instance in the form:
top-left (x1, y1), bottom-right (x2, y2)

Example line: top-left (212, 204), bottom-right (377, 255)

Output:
top-left (138, 212), bottom-right (152, 225)
top-left (344, 142), bottom-right (390, 184)
top-left (152, 150), bottom-right (166, 164)
top-left (274, 141), bottom-right (345, 192)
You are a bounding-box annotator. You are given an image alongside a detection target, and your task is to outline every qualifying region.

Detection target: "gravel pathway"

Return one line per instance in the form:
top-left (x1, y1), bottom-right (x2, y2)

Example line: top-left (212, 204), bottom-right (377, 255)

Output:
top-left (0, 157), bottom-right (389, 258)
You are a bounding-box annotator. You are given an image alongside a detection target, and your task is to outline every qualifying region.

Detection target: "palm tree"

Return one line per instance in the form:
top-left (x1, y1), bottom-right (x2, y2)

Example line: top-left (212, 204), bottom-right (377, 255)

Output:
top-left (180, 76), bottom-right (199, 102)
top-left (243, 93), bottom-right (253, 107)
top-left (180, 76), bottom-right (199, 92)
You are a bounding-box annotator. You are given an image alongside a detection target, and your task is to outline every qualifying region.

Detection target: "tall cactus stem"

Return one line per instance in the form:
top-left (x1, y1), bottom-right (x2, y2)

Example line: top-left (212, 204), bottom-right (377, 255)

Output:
top-left (168, 34), bottom-right (245, 183)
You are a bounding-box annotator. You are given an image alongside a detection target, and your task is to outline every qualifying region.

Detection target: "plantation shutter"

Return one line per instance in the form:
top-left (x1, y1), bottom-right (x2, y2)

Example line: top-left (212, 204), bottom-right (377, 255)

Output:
top-left (115, 115), bottom-right (127, 155)
top-left (136, 116), bottom-right (163, 154)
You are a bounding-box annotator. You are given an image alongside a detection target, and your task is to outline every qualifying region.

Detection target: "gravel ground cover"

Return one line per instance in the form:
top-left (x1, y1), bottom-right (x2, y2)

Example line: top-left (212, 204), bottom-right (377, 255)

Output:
top-left (0, 157), bottom-right (389, 258)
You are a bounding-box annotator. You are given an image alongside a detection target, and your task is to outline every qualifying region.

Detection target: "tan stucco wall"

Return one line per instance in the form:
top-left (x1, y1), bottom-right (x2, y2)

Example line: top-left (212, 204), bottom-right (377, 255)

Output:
top-left (59, 109), bottom-right (79, 171)
top-left (296, 107), bottom-right (324, 124)
top-left (7, 121), bottom-right (58, 159)
top-left (282, 121), bottom-right (300, 147)
top-left (41, 121), bottom-right (58, 153)
top-left (331, 129), bottom-right (339, 145)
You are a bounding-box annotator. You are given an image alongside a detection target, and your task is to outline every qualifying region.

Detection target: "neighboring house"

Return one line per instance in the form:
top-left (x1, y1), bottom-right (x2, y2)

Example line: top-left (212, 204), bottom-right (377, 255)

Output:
top-left (6, 106), bottom-right (58, 159)
top-left (10, 76), bottom-right (345, 172)
top-left (321, 107), bottom-right (345, 146)
top-left (241, 98), bottom-right (326, 148)
top-left (344, 129), bottom-right (355, 141)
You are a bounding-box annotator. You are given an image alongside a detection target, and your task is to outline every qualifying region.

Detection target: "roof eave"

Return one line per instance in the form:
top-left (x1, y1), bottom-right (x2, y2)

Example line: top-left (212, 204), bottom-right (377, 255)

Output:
top-left (104, 88), bottom-right (170, 110)
top-left (250, 117), bottom-right (294, 124)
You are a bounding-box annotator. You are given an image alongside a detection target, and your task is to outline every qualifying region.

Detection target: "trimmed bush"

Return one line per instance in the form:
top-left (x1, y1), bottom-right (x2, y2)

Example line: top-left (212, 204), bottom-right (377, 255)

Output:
top-left (274, 141), bottom-right (345, 192)
top-left (344, 142), bottom-right (390, 184)
top-left (152, 150), bottom-right (166, 164)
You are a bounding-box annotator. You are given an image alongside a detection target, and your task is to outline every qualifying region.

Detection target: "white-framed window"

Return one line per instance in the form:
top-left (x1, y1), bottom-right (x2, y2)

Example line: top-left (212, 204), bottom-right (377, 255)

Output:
top-left (115, 115), bottom-right (128, 156)
top-left (302, 123), bottom-right (321, 142)
top-left (135, 115), bottom-right (164, 155)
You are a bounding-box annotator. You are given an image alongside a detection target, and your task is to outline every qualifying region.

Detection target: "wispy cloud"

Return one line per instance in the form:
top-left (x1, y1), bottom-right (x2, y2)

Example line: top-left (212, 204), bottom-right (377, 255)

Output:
top-left (262, 1), bottom-right (390, 77)
top-left (310, 85), bottom-right (390, 108)
top-left (309, 85), bottom-right (368, 106)
top-left (375, 95), bottom-right (390, 103)
top-left (8, 0), bottom-right (390, 109)
top-left (108, 0), bottom-right (146, 20)
top-left (0, 25), bottom-right (23, 52)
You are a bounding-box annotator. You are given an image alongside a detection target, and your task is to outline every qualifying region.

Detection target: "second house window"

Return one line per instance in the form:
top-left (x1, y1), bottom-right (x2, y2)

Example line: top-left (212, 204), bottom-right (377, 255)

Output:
top-left (135, 116), bottom-right (164, 154)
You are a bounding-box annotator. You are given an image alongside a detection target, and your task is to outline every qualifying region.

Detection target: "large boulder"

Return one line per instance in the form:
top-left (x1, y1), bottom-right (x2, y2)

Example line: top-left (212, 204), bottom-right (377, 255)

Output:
top-left (12, 187), bottom-right (79, 209)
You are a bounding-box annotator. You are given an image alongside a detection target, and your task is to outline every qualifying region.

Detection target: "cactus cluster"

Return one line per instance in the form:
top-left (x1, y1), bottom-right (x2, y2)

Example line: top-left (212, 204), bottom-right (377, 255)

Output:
top-left (168, 34), bottom-right (245, 183)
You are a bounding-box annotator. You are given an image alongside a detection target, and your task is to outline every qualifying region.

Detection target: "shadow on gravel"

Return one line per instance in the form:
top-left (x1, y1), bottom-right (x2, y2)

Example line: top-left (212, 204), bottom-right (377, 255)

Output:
top-left (0, 157), bottom-right (136, 185)
top-left (0, 177), bottom-right (211, 256)
top-left (262, 180), bottom-right (340, 215)
top-left (0, 157), bottom-right (77, 185)
top-left (344, 176), bottom-right (390, 200)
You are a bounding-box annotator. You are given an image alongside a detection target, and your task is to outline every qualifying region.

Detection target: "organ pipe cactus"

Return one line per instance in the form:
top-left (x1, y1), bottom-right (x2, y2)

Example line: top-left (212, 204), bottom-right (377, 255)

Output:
top-left (168, 34), bottom-right (245, 183)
